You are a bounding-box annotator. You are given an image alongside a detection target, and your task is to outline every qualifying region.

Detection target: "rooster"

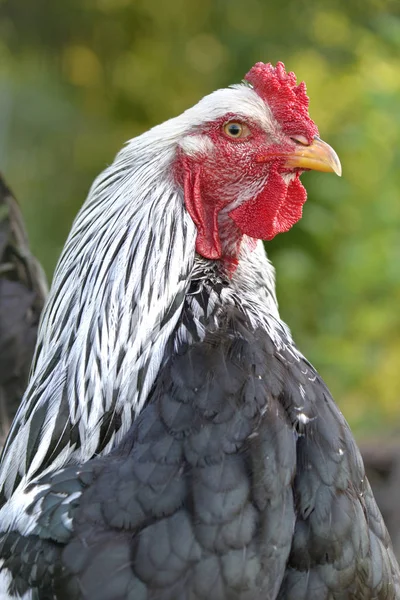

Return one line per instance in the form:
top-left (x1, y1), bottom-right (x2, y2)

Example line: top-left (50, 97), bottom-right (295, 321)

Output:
top-left (0, 177), bottom-right (47, 448)
top-left (0, 62), bottom-right (398, 599)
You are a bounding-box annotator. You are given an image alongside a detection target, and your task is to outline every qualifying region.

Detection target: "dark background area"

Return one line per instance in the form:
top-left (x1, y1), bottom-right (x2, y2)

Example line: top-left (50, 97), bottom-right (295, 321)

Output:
top-left (1, 0), bottom-right (400, 437)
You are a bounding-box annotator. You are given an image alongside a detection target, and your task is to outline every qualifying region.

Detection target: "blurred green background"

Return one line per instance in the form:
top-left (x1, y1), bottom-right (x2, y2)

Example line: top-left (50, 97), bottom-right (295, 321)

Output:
top-left (0, 0), bottom-right (399, 437)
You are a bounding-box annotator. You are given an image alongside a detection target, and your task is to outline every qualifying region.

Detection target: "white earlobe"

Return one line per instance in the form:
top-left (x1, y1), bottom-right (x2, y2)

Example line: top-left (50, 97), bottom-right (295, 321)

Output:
top-left (179, 135), bottom-right (215, 157)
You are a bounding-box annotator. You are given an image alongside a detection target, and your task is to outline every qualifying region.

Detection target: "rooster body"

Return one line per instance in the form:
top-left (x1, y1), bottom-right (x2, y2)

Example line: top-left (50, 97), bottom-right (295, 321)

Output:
top-left (0, 178), bottom-right (47, 449)
top-left (0, 63), bottom-right (398, 599)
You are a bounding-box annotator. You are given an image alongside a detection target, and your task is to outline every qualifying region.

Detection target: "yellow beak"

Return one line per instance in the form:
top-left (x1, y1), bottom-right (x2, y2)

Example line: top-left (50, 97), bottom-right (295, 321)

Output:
top-left (284, 136), bottom-right (342, 176)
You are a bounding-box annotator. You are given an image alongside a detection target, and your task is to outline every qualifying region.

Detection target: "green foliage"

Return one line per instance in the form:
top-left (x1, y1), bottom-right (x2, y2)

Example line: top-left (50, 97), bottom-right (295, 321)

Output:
top-left (1, 0), bottom-right (400, 435)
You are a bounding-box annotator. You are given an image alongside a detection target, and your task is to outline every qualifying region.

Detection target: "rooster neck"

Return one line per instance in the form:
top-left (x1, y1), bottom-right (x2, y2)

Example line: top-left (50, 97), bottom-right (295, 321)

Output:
top-left (174, 239), bottom-right (288, 354)
top-left (0, 139), bottom-right (199, 503)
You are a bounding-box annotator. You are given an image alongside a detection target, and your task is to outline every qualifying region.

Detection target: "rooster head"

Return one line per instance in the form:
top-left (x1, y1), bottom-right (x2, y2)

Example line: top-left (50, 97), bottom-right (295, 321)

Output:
top-left (175, 61), bottom-right (341, 268)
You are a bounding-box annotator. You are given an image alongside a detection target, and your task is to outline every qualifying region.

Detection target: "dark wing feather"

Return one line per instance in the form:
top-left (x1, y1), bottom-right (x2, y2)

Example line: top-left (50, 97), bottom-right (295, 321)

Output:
top-left (0, 309), bottom-right (398, 599)
top-left (276, 351), bottom-right (400, 599)
top-left (0, 175), bottom-right (47, 447)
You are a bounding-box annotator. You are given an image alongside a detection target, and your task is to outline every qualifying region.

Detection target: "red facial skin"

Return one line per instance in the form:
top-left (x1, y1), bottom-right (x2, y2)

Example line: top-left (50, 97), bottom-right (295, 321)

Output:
top-left (175, 62), bottom-right (319, 273)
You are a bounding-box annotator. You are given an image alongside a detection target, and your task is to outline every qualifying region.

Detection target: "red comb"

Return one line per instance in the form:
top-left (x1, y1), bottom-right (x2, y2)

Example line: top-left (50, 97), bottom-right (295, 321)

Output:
top-left (245, 62), bottom-right (318, 141)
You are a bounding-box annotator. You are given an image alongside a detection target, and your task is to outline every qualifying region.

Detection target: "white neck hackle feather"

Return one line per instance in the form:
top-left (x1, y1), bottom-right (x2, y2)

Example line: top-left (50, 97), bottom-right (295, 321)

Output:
top-left (0, 83), bottom-right (295, 539)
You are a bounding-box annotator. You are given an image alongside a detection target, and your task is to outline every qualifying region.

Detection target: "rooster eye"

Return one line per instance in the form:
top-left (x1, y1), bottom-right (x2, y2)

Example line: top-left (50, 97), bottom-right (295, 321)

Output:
top-left (290, 134), bottom-right (309, 146)
top-left (223, 122), bottom-right (250, 139)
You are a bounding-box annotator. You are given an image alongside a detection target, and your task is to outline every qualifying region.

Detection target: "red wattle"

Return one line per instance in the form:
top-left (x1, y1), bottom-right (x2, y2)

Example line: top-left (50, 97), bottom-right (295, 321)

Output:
top-left (228, 171), bottom-right (307, 240)
top-left (182, 159), bottom-right (222, 260)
